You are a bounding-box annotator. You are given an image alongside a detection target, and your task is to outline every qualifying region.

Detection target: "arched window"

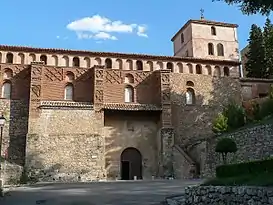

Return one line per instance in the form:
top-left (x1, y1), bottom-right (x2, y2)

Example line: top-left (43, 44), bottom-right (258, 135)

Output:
top-left (1, 82), bottom-right (11, 99)
top-left (6, 53), bottom-right (13, 64)
top-left (125, 86), bottom-right (134, 103)
top-left (157, 62), bottom-right (163, 70)
top-left (3, 69), bottom-right (13, 79)
top-left (124, 74), bottom-right (134, 83)
top-left (0, 53), bottom-right (2, 63)
top-left (40, 55), bottom-right (47, 64)
top-left (167, 62), bottom-right (173, 72)
top-left (18, 53), bottom-right (25, 65)
top-left (84, 57), bottom-right (91, 68)
top-left (73, 57), bottom-right (80, 67)
top-left (63, 56), bottom-right (69, 67)
top-left (214, 66), bottom-right (221, 77)
top-left (186, 81), bottom-right (194, 87)
top-left (217, 43), bottom-right (224, 56)
top-left (136, 60), bottom-right (143, 70)
top-left (181, 33), bottom-right (184, 43)
top-left (95, 58), bottom-right (101, 66)
top-left (65, 72), bottom-right (75, 82)
top-left (126, 60), bottom-right (133, 70)
top-left (177, 63), bottom-right (183, 73)
top-left (52, 55), bottom-right (58, 66)
top-left (29, 54), bottom-right (36, 62)
top-left (116, 59), bottom-right (123, 70)
top-left (224, 67), bottom-right (230, 76)
top-left (64, 84), bottom-right (73, 100)
top-left (211, 26), bottom-right (216, 35)
top-left (105, 58), bottom-right (112, 69)
top-left (147, 61), bottom-right (153, 71)
top-left (186, 88), bottom-right (195, 105)
top-left (196, 64), bottom-right (202, 74)
top-left (208, 43), bottom-right (214, 55)
top-left (186, 63), bottom-right (193, 74)
top-left (205, 65), bottom-right (212, 75)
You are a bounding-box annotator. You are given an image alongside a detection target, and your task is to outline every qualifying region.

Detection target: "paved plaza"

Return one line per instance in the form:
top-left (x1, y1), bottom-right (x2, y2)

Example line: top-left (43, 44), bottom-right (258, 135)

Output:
top-left (0, 180), bottom-right (201, 205)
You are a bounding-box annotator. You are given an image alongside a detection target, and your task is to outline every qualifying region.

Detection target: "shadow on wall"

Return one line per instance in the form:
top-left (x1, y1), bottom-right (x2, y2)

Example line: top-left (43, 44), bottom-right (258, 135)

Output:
top-left (7, 66), bottom-right (31, 167)
top-left (170, 74), bottom-right (241, 176)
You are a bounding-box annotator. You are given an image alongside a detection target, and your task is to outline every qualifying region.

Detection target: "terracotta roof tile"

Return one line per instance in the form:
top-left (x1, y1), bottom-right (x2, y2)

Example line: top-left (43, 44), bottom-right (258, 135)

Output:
top-left (171, 19), bottom-right (238, 41)
top-left (39, 101), bottom-right (93, 109)
top-left (0, 45), bottom-right (240, 65)
top-left (103, 103), bottom-right (162, 111)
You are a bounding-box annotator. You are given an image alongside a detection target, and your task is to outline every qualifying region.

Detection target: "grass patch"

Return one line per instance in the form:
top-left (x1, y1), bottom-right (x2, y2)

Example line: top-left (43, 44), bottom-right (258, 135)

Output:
top-left (202, 172), bottom-right (273, 187)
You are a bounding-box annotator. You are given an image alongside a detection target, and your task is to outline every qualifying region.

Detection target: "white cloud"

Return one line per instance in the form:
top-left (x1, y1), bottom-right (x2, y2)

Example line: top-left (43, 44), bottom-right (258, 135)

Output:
top-left (67, 15), bottom-right (148, 41)
top-left (137, 26), bottom-right (148, 38)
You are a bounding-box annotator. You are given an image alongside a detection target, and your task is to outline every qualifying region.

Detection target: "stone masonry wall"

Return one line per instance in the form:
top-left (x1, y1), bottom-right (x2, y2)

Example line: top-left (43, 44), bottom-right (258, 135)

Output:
top-left (170, 73), bottom-right (241, 177)
top-left (0, 99), bottom-right (29, 185)
top-left (166, 186), bottom-right (273, 205)
top-left (104, 111), bottom-right (160, 179)
top-left (204, 123), bottom-right (273, 177)
top-left (26, 107), bottom-right (105, 182)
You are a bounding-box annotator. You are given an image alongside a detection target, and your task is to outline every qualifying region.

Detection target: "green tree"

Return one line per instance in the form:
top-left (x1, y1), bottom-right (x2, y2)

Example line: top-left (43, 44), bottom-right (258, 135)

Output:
top-left (264, 18), bottom-right (273, 78)
top-left (245, 24), bottom-right (267, 78)
top-left (215, 138), bottom-right (237, 164)
top-left (213, 0), bottom-right (273, 15)
top-left (212, 113), bottom-right (228, 134)
top-left (223, 101), bottom-right (246, 130)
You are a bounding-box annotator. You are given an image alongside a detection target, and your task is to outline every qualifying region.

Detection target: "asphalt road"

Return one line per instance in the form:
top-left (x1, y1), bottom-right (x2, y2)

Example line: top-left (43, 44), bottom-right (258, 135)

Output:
top-left (0, 180), bottom-right (201, 205)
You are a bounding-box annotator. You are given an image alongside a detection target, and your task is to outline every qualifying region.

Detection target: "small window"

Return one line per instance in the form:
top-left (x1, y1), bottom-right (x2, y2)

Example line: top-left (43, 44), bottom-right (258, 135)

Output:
top-left (73, 57), bottom-right (80, 67)
top-left (6, 53), bottom-right (13, 64)
top-left (211, 26), bottom-right (216, 35)
top-left (186, 88), bottom-right (195, 105)
top-left (3, 69), bottom-right (13, 79)
top-left (224, 67), bottom-right (229, 76)
top-left (1, 82), bottom-right (11, 99)
top-left (124, 74), bottom-right (134, 84)
top-left (167, 62), bottom-right (173, 72)
top-left (64, 84), bottom-right (73, 100)
top-left (208, 43), bottom-right (214, 55)
top-left (217, 43), bottom-right (224, 56)
top-left (181, 33), bottom-right (184, 43)
top-left (125, 86), bottom-right (134, 103)
top-left (185, 50), bottom-right (189, 57)
top-left (136, 60), bottom-right (143, 71)
top-left (105, 58), bottom-right (112, 69)
top-left (186, 81), bottom-right (194, 87)
top-left (65, 72), bottom-right (75, 82)
top-left (196, 65), bottom-right (202, 74)
top-left (40, 55), bottom-right (47, 64)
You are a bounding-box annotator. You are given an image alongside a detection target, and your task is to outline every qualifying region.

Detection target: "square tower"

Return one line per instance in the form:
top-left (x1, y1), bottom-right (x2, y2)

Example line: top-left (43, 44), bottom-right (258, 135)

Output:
top-left (171, 19), bottom-right (239, 61)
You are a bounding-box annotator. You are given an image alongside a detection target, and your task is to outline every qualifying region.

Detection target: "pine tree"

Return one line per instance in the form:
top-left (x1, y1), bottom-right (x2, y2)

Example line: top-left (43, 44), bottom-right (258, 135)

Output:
top-left (263, 18), bottom-right (273, 78)
top-left (245, 24), bottom-right (267, 78)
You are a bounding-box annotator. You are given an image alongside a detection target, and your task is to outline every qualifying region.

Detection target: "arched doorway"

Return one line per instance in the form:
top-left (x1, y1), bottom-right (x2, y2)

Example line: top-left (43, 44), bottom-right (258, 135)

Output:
top-left (120, 147), bottom-right (142, 180)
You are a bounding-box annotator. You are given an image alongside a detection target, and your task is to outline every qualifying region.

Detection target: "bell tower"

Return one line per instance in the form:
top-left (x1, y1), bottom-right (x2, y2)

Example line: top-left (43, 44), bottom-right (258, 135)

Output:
top-left (171, 14), bottom-right (240, 62)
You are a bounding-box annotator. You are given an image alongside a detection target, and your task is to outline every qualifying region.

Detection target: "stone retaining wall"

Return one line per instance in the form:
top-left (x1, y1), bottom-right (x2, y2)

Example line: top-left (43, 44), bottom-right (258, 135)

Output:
top-left (166, 186), bottom-right (273, 205)
top-left (203, 122), bottom-right (273, 177)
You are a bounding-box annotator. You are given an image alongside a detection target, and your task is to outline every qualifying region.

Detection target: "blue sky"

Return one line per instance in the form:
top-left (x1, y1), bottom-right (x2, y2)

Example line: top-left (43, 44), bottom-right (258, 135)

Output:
top-left (1, 0), bottom-right (272, 56)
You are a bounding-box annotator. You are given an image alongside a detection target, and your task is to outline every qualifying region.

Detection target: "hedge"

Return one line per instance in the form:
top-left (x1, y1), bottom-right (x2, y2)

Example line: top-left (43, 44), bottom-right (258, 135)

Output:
top-left (216, 158), bottom-right (273, 178)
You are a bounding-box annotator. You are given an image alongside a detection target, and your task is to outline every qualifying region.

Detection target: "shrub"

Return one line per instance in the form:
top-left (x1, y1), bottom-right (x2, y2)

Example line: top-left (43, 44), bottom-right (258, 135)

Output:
top-left (259, 98), bottom-right (273, 119)
top-left (215, 138), bottom-right (237, 164)
top-left (212, 113), bottom-right (228, 134)
top-left (216, 158), bottom-right (273, 178)
top-left (223, 101), bottom-right (246, 130)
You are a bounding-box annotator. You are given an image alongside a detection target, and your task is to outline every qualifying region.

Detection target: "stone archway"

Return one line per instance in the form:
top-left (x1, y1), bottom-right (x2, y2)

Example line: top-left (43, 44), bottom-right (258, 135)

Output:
top-left (120, 147), bottom-right (142, 180)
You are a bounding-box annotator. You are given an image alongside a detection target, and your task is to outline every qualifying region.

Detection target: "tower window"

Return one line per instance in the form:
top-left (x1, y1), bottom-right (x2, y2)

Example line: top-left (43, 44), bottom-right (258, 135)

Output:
top-left (105, 58), bottom-right (112, 69)
top-left (64, 84), bottom-right (73, 100)
top-left (181, 33), bottom-right (184, 43)
top-left (2, 82), bottom-right (11, 99)
top-left (211, 26), bottom-right (216, 35)
top-left (208, 43), bottom-right (214, 55)
top-left (73, 57), bottom-right (80, 67)
top-left (217, 43), bottom-right (224, 56)
top-left (6, 53), bottom-right (14, 64)
top-left (40, 55), bottom-right (47, 64)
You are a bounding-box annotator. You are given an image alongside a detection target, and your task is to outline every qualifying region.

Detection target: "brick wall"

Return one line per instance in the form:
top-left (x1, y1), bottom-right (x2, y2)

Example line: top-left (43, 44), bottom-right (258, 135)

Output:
top-left (41, 66), bottom-right (94, 102)
top-left (103, 69), bottom-right (161, 104)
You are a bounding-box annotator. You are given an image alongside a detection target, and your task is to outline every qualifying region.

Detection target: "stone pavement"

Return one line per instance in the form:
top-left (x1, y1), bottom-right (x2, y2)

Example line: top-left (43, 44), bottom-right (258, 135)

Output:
top-left (0, 180), bottom-right (202, 205)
